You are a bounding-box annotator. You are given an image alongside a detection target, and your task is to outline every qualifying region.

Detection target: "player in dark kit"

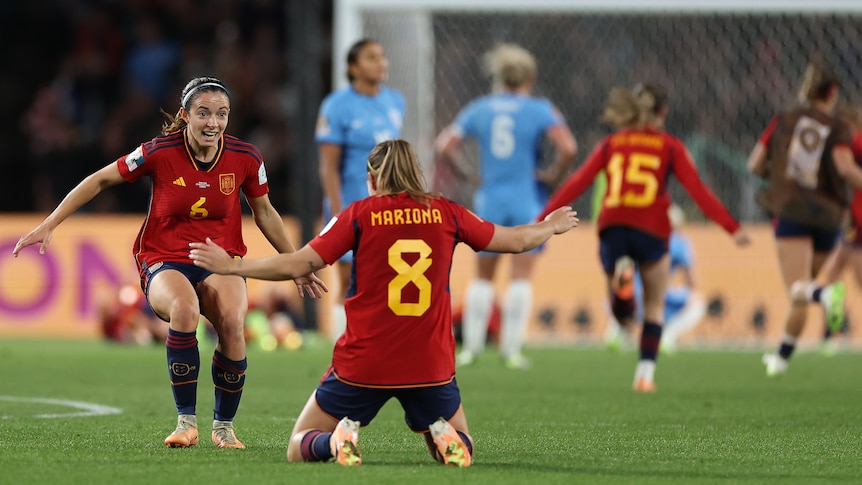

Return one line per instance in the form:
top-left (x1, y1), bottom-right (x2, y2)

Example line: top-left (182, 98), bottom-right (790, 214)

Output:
top-left (189, 139), bottom-right (579, 467)
top-left (539, 84), bottom-right (750, 392)
top-left (14, 77), bottom-right (326, 449)
top-left (749, 60), bottom-right (862, 376)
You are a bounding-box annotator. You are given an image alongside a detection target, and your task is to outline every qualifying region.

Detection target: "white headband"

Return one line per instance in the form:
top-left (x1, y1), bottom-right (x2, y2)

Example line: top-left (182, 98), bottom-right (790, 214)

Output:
top-left (181, 82), bottom-right (227, 108)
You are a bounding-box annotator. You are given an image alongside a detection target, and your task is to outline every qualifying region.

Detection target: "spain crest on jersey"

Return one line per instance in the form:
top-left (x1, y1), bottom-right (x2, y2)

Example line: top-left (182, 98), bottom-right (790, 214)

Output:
top-left (219, 173), bottom-right (236, 195)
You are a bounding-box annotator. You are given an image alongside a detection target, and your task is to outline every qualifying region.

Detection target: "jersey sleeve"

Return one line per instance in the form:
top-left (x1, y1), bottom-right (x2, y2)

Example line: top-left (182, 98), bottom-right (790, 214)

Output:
top-left (452, 100), bottom-right (479, 139)
top-left (239, 144), bottom-right (269, 199)
top-left (538, 138), bottom-right (609, 221)
top-left (539, 98), bottom-right (566, 130)
top-left (308, 208), bottom-right (357, 264)
top-left (671, 139), bottom-right (740, 235)
top-left (116, 142), bottom-right (152, 182)
top-left (452, 202), bottom-right (495, 251)
top-left (315, 93), bottom-right (347, 145)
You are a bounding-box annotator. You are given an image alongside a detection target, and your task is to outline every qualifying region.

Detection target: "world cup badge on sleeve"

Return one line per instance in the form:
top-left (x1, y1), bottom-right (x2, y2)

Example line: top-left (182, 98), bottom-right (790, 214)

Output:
top-left (219, 173), bottom-right (236, 195)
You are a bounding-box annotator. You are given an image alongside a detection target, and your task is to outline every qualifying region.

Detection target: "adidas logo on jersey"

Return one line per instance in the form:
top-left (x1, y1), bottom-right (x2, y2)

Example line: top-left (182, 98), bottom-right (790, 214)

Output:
top-left (173, 177), bottom-right (186, 187)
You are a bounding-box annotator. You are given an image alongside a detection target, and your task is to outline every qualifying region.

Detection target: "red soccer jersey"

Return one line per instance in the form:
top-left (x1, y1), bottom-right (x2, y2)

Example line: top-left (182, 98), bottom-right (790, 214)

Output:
top-left (309, 192), bottom-right (495, 387)
top-left (117, 131), bottom-right (269, 271)
top-left (539, 127), bottom-right (739, 239)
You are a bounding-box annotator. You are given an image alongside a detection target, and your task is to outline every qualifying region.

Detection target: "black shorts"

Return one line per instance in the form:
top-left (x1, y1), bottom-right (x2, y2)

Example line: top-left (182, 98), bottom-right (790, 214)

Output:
top-left (599, 226), bottom-right (668, 274)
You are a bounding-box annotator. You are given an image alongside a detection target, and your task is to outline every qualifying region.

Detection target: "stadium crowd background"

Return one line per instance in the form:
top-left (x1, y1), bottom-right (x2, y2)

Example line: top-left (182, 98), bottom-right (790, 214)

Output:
top-left (4, 1), bottom-right (862, 225)
top-left (0, 0), bottom-right (333, 216)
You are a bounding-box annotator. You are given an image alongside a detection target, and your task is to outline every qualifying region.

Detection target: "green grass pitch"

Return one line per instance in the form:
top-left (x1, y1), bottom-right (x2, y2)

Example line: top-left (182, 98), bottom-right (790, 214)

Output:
top-left (2, 339), bottom-right (860, 484)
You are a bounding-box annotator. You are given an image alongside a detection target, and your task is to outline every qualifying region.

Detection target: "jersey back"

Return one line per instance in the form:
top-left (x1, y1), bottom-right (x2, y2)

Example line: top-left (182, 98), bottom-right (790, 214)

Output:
top-left (596, 129), bottom-right (677, 237)
top-left (757, 107), bottom-right (853, 229)
top-left (454, 94), bottom-right (562, 200)
top-left (309, 193), bottom-right (495, 387)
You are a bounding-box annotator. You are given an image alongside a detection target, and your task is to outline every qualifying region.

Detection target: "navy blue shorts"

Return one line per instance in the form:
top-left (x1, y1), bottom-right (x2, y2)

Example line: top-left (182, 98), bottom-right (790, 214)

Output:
top-left (140, 261), bottom-right (220, 322)
top-left (599, 226), bottom-right (668, 273)
top-left (314, 369), bottom-right (462, 432)
top-left (774, 217), bottom-right (840, 253)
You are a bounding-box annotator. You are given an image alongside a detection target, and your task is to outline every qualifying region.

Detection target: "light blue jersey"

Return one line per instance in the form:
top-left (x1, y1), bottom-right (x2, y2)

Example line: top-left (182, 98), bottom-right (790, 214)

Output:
top-left (316, 85), bottom-right (405, 209)
top-left (452, 93), bottom-right (564, 226)
top-left (664, 232), bottom-right (694, 320)
top-left (633, 232), bottom-right (694, 321)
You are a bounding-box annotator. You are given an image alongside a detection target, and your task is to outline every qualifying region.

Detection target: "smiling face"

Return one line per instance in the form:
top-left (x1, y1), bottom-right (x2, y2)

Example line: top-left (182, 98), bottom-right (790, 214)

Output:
top-left (182, 91), bottom-right (230, 158)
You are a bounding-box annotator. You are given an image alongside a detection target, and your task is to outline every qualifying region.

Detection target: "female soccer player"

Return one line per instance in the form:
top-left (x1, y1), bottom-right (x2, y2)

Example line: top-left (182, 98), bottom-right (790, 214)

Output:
top-left (753, 66), bottom-right (862, 374)
top-left (434, 43), bottom-right (577, 369)
top-left (13, 76), bottom-right (326, 449)
top-left (189, 139), bottom-right (579, 467)
top-left (792, 102), bottom-right (862, 348)
top-left (539, 84), bottom-right (750, 392)
top-left (604, 204), bottom-right (708, 354)
top-left (316, 38), bottom-right (405, 342)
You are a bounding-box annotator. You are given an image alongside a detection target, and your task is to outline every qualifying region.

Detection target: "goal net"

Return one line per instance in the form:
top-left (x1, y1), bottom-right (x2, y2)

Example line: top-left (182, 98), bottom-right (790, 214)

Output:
top-left (334, 0), bottom-right (862, 347)
top-left (336, 1), bottom-right (862, 219)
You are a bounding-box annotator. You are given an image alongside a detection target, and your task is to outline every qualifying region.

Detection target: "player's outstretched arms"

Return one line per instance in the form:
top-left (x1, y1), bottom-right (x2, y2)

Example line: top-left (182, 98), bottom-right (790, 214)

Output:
top-left (13, 163), bottom-right (125, 257)
top-left (484, 206), bottom-right (578, 253)
top-left (190, 238), bottom-right (329, 296)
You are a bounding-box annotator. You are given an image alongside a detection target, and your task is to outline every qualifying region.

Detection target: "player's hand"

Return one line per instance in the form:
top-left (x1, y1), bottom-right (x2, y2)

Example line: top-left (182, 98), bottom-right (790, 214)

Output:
top-left (189, 238), bottom-right (235, 274)
top-left (293, 273), bottom-right (328, 299)
top-left (13, 225), bottom-right (54, 257)
top-left (732, 228), bottom-right (752, 247)
top-left (543, 206), bottom-right (579, 234)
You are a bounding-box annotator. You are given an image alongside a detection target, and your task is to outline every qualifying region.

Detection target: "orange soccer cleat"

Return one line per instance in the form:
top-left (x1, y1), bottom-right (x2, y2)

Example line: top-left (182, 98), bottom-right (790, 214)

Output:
top-left (330, 417), bottom-right (362, 466)
top-left (165, 414), bottom-right (199, 448)
top-left (632, 377), bottom-right (657, 393)
top-left (429, 417), bottom-right (472, 467)
top-left (211, 420), bottom-right (246, 449)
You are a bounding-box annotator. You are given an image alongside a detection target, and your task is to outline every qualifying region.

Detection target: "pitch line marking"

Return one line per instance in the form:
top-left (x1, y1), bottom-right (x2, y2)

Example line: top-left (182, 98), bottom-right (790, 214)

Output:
top-left (0, 396), bottom-right (122, 419)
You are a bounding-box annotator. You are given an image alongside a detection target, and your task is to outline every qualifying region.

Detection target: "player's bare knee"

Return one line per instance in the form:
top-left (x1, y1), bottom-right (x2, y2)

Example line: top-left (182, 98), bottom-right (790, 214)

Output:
top-left (168, 301), bottom-right (200, 331)
top-left (286, 433), bottom-right (304, 462)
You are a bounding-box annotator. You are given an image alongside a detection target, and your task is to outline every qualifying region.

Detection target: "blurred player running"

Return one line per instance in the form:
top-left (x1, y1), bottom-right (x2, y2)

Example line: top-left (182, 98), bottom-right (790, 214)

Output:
top-left (540, 84), bottom-right (749, 392)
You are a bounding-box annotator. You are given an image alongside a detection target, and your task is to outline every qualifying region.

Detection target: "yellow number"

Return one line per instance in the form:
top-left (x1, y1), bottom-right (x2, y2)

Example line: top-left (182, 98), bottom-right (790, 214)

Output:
top-left (190, 197), bottom-right (209, 219)
top-left (387, 239), bottom-right (432, 316)
top-left (604, 152), bottom-right (661, 208)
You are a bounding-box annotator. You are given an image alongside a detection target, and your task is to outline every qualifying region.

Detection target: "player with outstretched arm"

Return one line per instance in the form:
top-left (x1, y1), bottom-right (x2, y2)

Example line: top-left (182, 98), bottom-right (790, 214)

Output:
top-left (190, 139), bottom-right (579, 467)
top-left (538, 84), bottom-right (750, 392)
top-left (14, 77), bottom-right (326, 449)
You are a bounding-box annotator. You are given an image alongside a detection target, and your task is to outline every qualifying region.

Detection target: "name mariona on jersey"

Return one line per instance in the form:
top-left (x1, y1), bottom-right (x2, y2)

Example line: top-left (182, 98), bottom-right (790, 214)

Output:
top-left (370, 208), bottom-right (443, 227)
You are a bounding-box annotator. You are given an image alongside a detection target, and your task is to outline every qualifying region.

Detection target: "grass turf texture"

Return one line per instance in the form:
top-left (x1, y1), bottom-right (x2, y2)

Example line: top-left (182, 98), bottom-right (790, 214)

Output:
top-left (2, 339), bottom-right (859, 484)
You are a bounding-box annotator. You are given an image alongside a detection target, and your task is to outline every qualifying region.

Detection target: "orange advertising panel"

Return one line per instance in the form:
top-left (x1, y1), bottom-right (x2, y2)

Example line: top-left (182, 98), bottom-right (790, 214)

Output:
top-left (0, 215), bottom-right (309, 338)
top-left (0, 215), bottom-right (858, 347)
top-left (446, 223), bottom-right (860, 348)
